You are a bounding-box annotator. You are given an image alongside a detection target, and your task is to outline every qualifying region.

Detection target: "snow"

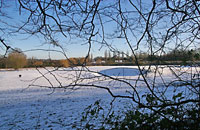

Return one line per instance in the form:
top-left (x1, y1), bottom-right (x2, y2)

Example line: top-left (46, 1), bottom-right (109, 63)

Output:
top-left (0, 66), bottom-right (199, 129)
top-left (99, 67), bottom-right (145, 76)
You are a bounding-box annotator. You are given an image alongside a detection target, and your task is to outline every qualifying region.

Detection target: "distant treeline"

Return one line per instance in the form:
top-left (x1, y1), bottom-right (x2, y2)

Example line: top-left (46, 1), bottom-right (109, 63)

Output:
top-left (93, 49), bottom-right (200, 66)
top-left (1, 49), bottom-right (200, 69)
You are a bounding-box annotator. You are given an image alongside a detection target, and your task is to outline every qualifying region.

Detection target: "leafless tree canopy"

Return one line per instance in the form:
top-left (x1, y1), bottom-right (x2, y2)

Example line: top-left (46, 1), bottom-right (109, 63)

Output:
top-left (0, 0), bottom-right (199, 57)
top-left (0, 0), bottom-right (200, 128)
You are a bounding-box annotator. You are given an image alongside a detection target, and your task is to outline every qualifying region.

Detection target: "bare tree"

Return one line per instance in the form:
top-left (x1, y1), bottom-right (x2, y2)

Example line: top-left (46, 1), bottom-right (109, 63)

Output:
top-left (7, 49), bottom-right (27, 69)
top-left (0, 0), bottom-right (200, 129)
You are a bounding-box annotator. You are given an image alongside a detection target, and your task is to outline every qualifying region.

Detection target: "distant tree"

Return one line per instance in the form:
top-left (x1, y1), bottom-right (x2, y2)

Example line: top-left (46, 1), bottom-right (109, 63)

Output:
top-left (126, 51), bottom-right (129, 58)
top-left (122, 51), bottom-right (124, 60)
top-left (194, 53), bottom-right (200, 60)
top-left (27, 57), bottom-right (36, 67)
top-left (117, 51), bottom-right (121, 60)
top-left (96, 58), bottom-right (102, 65)
top-left (113, 51), bottom-right (116, 58)
top-left (69, 58), bottom-right (78, 67)
top-left (59, 59), bottom-right (69, 67)
top-left (78, 57), bottom-right (89, 65)
top-left (7, 50), bottom-right (27, 69)
top-left (108, 51), bottom-right (111, 59)
top-left (90, 53), bottom-right (93, 62)
top-left (104, 50), bottom-right (108, 60)
top-left (33, 60), bottom-right (43, 67)
top-left (0, 56), bottom-right (6, 68)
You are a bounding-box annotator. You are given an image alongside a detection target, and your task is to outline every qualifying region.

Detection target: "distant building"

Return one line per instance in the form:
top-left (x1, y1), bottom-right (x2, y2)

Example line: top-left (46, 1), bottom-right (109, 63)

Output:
top-left (115, 60), bottom-right (123, 63)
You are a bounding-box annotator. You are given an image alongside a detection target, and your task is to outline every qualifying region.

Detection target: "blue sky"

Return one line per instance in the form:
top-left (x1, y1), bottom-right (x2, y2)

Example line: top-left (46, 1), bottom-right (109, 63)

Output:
top-left (0, 1), bottom-right (157, 59)
top-left (0, 2), bottom-right (94, 59)
top-left (0, 1), bottom-right (130, 59)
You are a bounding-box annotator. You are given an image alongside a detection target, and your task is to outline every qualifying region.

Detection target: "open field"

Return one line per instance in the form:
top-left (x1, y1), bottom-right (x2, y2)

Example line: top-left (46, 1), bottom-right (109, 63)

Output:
top-left (0, 66), bottom-right (199, 129)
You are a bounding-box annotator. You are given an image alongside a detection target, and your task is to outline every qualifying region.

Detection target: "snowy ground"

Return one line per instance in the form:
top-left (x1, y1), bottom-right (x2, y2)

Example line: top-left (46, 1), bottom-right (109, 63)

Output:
top-left (0, 66), bottom-right (199, 129)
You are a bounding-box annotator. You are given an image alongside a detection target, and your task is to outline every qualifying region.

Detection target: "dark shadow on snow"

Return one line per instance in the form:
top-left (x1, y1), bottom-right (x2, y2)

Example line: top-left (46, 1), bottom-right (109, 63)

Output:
top-left (99, 67), bottom-right (147, 76)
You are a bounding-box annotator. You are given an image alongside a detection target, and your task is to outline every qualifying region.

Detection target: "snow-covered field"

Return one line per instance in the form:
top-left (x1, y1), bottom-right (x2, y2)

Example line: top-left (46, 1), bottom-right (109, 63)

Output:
top-left (0, 66), bottom-right (198, 129)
